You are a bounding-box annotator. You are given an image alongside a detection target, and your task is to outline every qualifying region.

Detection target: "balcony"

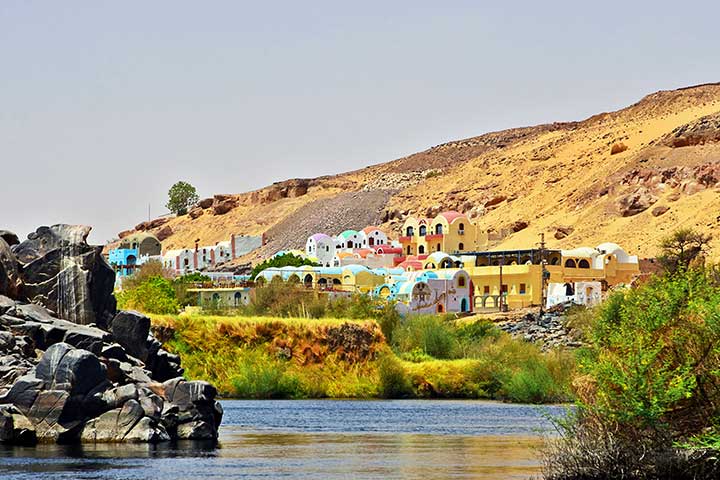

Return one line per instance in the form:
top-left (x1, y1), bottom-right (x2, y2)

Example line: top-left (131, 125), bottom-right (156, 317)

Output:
top-left (398, 236), bottom-right (413, 243)
top-left (425, 233), bottom-right (444, 241)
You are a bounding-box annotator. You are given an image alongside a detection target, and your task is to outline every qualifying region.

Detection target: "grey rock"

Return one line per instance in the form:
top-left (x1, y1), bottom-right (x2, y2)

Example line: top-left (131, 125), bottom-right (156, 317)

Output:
top-left (110, 311), bottom-right (150, 361)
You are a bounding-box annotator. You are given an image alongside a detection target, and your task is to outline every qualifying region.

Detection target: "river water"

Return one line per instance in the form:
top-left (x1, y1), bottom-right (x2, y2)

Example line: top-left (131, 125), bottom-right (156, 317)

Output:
top-left (0, 399), bottom-right (567, 480)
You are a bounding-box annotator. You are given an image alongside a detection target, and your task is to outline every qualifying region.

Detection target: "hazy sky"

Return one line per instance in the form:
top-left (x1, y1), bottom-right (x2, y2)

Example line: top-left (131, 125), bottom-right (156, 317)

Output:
top-left (2, 1), bottom-right (719, 244)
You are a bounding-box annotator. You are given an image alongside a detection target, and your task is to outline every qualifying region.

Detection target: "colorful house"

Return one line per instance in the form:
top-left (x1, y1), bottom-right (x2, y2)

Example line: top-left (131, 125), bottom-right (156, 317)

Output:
top-left (107, 232), bottom-right (162, 277)
top-left (399, 211), bottom-right (489, 256)
top-left (375, 269), bottom-right (473, 315)
top-left (306, 233), bottom-right (335, 267)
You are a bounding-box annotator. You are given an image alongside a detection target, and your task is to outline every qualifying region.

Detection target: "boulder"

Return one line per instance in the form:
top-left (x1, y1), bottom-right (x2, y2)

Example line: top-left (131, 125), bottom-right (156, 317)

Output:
top-left (0, 231), bottom-right (19, 247)
top-left (484, 195), bottom-right (507, 207)
top-left (213, 199), bottom-right (237, 215)
top-left (616, 187), bottom-right (658, 217)
top-left (155, 225), bottom-right (173, 241)
top-left (110, 311), bottom-right (150, 361)
top-left (13, 225), bottom-right (116, 328)
top-left (652, 205), bottom-right (670, 217)
top-left (0, 405), bottom-right (36, 445)
top-left (0, 238), bottom-right (22, 299)
top-left (188, 207), bottom-right (204, 219)
top-left (554, 225), bottom-right (574, 240)
top-left (198, 198), bottom-right (214, 209)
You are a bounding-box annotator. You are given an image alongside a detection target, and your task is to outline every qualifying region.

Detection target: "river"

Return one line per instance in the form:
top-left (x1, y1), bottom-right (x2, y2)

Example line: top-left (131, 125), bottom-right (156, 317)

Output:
top-left (0, 399), bottom-right (567, 479)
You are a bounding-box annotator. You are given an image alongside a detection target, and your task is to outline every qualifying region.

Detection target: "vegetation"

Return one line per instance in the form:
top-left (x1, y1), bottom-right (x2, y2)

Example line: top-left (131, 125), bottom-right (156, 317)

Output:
top-left (116, 262), bottom-right (211, 313)
top-left (165, 180), bottom-right (199, 215)
top-left (657, 227), bottom-right (712, 274)
top-left (117, 275), bottom-right (180, 314)
top-left (543, 229), bottom-right (720, 480)
top-left (150, 311), bottom-right (573, 403)
top-left (250, 253), bottom-right (319, 279)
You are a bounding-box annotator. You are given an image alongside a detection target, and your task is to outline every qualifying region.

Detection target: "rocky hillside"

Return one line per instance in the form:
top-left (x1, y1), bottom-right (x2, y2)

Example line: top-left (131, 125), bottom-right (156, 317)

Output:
top-left (122, 83), bottom-right (720, 262)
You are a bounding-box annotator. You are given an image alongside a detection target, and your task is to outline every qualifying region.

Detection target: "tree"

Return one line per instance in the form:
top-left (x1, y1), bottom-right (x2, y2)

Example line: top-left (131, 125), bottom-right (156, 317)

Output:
top-left (250, 253), bottom-right (320, 280)
top-left (657, 228), bottom-right (712, 274)
top-left (166, 181), bottom-right (199, 215)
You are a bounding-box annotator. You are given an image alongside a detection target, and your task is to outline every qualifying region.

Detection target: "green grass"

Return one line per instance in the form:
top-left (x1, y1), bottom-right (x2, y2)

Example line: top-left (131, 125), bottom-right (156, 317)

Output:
top-left (152, 313), bottom-right (574, 403)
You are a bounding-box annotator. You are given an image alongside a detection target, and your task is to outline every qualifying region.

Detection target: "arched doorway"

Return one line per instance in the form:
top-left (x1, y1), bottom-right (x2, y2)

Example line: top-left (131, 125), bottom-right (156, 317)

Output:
top-left (304, 274), bottom-right (313, 288)
top-left (234, 292), bottom-right (242, 306)
top-left (460, 298), bottom-right (468, 312)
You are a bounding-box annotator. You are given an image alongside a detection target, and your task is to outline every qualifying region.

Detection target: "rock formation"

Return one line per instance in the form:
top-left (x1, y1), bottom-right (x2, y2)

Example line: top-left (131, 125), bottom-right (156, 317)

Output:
top-left (0, 225), bottom-right (222, 445)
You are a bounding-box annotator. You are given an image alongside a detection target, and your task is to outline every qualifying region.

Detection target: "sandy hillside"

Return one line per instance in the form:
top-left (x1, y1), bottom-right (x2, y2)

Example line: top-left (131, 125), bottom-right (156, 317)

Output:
top-left (118, 83), bottom-right (720, 262)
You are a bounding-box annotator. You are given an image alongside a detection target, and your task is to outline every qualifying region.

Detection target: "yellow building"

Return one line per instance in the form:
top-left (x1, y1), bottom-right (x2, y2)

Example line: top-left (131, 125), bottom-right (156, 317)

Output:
top-left (453, 243), bottom-right (640, 310)
top-left (399, 211), bottom-right (489, 256)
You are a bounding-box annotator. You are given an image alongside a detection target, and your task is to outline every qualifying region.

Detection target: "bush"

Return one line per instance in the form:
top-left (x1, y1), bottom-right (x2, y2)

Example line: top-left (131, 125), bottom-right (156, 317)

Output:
top-left (117, 275), bottom-right (180, 314)
top-left (392, 315), bottom-right (458, 359)
top-left (231, 350), bottom-right (301, 399)
top-left (250, 253), bottom-right (319, 280)
top-left (543, 267), bottom-right (720, 478)
top-left (378, 353), bottom-right (413, 398)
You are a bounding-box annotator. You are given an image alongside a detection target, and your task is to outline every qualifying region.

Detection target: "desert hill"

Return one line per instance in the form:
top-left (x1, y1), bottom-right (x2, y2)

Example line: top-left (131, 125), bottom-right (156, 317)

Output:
top-left (120, 83), bottom-right (720, 263)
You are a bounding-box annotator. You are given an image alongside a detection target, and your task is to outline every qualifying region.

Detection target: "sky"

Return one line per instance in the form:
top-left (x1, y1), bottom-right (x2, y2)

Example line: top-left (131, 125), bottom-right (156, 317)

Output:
top-left (1, 1), bottom-right (719, 244)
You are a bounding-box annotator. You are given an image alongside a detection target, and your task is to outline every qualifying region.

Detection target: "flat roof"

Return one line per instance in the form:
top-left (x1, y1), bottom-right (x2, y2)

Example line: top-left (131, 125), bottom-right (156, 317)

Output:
top-left (454, 248), bottom-right (561, 257)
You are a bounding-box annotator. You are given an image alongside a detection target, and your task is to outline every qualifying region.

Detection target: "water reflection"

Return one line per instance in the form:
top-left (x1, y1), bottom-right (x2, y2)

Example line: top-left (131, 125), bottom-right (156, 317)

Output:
top-left (0, 400), bottom-right (564, 480)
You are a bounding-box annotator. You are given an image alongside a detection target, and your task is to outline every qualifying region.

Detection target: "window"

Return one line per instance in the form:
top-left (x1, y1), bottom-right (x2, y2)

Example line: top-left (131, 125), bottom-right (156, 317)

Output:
top-left (578, 259), bottom-right (590, 268)
top-left (458, 223), bottom-right (465, 234)
top-left (406, 226), bottom-right (414, 236)
top-left (458, 243), bottom-right (464, 250)
top-left (407, 246), bottom-right (411, 255)
top-left (483, 286), bottom-right (490, 294)
top-left (436, 243), bottom-right (441, 251)
top-left (369, 237), bottom-right (375, 246)
top-left (564, 259), bottom-right (576, 268)
top-left (435, 224), bottom-right (443, 234)
top-left (419, 225), bottom-right (427, 236)
top-left (458, 276), bottom-right (466, 287)
top-left (326, 246), bottom-right (329, 252)
top-left (519, 283), bottom-right (526, 294)
top-left (419, 245), bottom-right (425, 254)
top-left (501, 284), bottom-right (508, 293)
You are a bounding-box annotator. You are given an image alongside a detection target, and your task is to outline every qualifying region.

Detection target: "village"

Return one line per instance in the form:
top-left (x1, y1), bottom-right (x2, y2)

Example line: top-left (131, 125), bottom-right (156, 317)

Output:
top-left (106, 209), bottom-right (640, 315)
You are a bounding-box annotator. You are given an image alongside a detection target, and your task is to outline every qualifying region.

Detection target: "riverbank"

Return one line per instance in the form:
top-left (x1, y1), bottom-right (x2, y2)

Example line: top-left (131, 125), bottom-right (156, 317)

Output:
top-left (150, 313), bottom-right (575, 403)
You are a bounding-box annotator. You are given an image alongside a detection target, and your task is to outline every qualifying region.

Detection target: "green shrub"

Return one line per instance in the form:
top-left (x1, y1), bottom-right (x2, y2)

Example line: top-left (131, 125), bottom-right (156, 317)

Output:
top-left (251, 253), bottom-right (319, 280)
top-left (117, 275), bottom-right (180, 314)
top-left (378, 353), bottom-right (413, 398)
top-left (392, 315), bottom-right (458, 359)
top-left (230, 351), bottom-right (301, 399)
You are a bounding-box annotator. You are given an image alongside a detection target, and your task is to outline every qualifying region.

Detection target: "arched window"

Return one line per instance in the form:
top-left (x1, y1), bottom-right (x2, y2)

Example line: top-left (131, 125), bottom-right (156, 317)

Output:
top-left (406, 226), bottom-right (414, 236)
top-left (458, 276), bottom-right (466, 287)
top-left (369, 237), bottom-right (375, 246)
top-left (419, 225), bottom-right (427, 236)
top-left (436, 243), bottom-right (441, 251)
top-left (564, 259), bottom-right (576, 268)
top-left (458, 243), bottom-right (464, 250)
top-left (419, 245), bottom-right (425, 254)
top-left (234, 292), bottom-right (242, 306)
top-left (458, 223), bottom-right (465, 233)
top-left (437, 304), bottom-right (444, 313)
top-left (578, 259), bottom-right (590, 269)
top-left (406, 246), bottom-right (411, 255)
top-left (435, 224), bottom-right (443, 234)
top-left (550, 257), bottom-right (559, 265)
top-left (347, 241), bottom-right (353, 249)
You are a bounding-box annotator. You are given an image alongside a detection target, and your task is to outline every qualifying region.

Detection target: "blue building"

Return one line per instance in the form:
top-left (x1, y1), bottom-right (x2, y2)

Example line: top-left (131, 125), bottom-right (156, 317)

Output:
top-left (108, 248), bottom-right (139, 276)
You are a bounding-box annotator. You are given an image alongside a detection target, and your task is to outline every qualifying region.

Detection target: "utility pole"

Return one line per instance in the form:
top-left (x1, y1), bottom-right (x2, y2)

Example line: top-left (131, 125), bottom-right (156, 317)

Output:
top-left (539, 232), bottom-right (548, 316)
top-left (498, 255), bottom-right (504, 312)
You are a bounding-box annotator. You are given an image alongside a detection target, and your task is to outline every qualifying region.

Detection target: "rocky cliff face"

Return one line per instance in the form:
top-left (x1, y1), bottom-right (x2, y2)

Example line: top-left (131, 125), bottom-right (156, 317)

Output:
top-left (0, 225), bottom-right (222, 445)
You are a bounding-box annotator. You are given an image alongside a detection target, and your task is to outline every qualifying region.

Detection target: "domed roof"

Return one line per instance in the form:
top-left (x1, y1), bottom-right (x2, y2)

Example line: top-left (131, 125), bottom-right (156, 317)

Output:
top-left (362, 226), bottom-right (381, 234)
top-left (338, 230), bottom-right (359, 239)
top-left (437, 211), bottom-right (467, 224)
top-left (309, 233), bottom-right (332, 243)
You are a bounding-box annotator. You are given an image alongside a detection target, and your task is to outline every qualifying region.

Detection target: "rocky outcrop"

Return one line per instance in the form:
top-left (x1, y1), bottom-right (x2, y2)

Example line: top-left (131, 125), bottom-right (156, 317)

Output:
top-left (616, 187), bottom-right (658, 217)
top-left (496, 308), bottom-right (582, 352)
top-left (0, 225), bottom-right (222, 445)
top-left (12, 225), bottom-right (116, 328)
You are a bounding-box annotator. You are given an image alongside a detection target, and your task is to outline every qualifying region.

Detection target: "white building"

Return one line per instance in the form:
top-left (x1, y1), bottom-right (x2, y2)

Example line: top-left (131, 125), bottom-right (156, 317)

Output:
top-left (306, 233), bottom-right (335, 267)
